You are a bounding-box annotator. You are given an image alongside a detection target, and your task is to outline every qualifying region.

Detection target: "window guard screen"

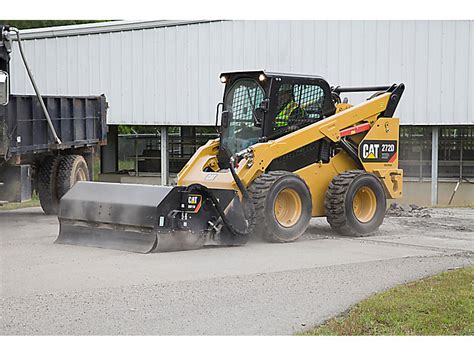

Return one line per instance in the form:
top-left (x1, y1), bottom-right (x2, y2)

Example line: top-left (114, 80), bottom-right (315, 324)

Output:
top-left (273, 83), bottom-right (325, 135)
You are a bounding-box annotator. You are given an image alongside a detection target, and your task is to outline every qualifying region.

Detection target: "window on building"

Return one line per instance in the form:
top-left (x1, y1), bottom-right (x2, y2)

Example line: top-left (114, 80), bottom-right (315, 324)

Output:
top-left (439, 127), bottom-right (474, 180)
top-left (399, 126), bottom-right (474, 181)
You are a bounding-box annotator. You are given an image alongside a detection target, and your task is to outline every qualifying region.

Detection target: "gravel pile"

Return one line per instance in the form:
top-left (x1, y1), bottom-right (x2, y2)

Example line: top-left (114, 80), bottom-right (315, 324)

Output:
top-left (386, 203), bottom-right (432, 218)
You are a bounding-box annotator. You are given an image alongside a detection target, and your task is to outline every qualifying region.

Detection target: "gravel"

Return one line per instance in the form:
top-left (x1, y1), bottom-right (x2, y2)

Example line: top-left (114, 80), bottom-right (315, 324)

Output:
top-left (0, 207), bottom-right (472, 335)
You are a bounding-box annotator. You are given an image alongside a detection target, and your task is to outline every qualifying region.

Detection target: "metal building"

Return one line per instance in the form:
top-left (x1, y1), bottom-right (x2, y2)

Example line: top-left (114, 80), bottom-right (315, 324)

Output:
top-left (9, 20), bottom-right (474, 205)
top-left (10, 20), bottom-right (474, 126)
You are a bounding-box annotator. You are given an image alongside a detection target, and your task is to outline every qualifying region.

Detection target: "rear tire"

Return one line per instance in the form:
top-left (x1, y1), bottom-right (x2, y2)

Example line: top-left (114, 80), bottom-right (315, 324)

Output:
top-left (37, 156), bottom-right (60, 215)
top-left (248, 171), bottom-right (312, 243)
top-left (325, 170), bottom-right (386, 236)
top-left (57, 155), bottom-right (90, 199)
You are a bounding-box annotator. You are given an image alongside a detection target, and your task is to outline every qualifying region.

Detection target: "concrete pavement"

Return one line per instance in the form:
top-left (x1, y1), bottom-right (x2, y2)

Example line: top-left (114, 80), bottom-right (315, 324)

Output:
top-left (0, 207), bottom-right (472, 334)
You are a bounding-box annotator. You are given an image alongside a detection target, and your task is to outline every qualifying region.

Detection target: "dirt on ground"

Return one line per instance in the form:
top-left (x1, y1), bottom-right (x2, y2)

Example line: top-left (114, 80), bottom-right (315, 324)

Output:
top-left (386, 203), bottom-right (433, 218)
top-left (0, 206), bottom-right (472, 335)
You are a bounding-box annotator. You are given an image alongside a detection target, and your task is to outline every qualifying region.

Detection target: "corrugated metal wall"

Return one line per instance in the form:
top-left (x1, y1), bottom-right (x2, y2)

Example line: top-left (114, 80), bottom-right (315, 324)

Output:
top-left (10, 20), bottom-right (474, 126)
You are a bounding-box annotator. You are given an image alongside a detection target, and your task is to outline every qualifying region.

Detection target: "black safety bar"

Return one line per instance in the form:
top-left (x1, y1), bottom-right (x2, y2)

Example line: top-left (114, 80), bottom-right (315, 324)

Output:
top-left (331, 85), bottom-right (392, 93)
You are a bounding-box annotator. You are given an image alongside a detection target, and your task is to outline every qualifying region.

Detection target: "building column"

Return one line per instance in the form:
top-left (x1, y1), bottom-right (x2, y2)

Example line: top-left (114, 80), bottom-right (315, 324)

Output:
top-left (431, 126), bottom-right (439, 205)
top-left (181, 126), bottom-right (196, 157)
top-left (161, 126), bottom-right (169, 185)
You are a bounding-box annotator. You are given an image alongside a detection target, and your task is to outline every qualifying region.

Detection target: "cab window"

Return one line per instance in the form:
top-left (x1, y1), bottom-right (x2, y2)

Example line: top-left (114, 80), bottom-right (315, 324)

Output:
top-left (274, 83), bottom-right (325, 133)
top-left (221, 79), bottom-right (265, 155)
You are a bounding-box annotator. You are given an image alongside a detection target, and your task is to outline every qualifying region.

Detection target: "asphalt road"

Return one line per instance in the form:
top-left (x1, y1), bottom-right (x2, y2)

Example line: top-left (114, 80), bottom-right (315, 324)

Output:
top-left (0, 207), bottom-right (472, 335)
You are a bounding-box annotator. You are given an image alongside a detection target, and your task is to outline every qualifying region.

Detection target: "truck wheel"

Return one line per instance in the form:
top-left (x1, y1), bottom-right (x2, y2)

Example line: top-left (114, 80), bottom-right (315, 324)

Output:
top-left (57, 155), bottom-right (90, 199)
top-left (325, 170), bottom-right (386, 236)
top-left (248, 171), bottom-right (312, 243)
top-left (37, 156), bottom-right (60, 215)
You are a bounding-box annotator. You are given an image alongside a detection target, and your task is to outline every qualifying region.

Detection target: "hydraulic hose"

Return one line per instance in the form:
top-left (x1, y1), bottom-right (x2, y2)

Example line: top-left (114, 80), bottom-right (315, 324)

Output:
top-left (227, 155), bottom-right (255, 236)
top-left (10, 27), bottom-right (62, 144)
top-left (186, 154), bottom-right (255, 238)
top-left (229, 155), bottom-right (251, 202)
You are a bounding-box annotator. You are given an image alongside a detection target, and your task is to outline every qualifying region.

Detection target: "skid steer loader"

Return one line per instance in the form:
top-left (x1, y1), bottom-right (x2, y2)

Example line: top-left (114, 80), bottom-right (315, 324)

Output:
top-left (56, 71), bottom-right (405, 253)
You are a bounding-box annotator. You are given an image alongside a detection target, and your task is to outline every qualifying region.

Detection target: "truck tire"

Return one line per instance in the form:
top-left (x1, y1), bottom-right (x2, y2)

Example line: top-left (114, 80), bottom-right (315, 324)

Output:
top-left (248, 171), bottom-right (312, 243)
top-left (37, 156), bottom-right (60, 215)
top-left (57, 155), bottom-right (90, 199)
top-left (325, 170), bottom-right (386, 236)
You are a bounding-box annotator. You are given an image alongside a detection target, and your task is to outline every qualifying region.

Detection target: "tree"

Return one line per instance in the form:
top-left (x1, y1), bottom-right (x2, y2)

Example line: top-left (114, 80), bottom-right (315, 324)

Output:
top-left (0, 20), bottom-right (108, 30)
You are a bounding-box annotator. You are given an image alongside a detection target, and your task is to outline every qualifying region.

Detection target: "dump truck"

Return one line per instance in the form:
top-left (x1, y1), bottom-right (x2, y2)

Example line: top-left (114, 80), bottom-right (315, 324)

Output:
top-left (0, 26), bottom-right (107, 213)
top-left (57, 70), bottom-right (404, 253)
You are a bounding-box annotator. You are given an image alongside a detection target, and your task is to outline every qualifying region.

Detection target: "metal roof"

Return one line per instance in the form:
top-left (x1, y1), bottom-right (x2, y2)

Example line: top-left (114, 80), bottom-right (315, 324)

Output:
top-left (14, 20), bottom-right (220, 40)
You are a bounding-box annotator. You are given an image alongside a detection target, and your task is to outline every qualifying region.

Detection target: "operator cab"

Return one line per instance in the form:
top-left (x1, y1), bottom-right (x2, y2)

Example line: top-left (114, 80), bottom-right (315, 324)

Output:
top-left (217, 70), bottom-right (336, 167)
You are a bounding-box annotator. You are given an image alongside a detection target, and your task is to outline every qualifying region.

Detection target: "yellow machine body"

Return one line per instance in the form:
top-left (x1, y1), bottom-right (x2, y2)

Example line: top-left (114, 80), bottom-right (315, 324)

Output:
top-left (178, 92), bottom-right (403, 217)
top-left (57, 70), bottom-right (405, 253)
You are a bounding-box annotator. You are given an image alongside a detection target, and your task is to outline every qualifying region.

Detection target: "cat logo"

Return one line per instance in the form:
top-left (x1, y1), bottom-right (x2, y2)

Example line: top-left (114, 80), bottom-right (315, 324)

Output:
top-left (185, 194), bottom-right (202, 213)
top-left (362, 143), bottom-right (379, 160)
top-left (188, 195), bottom-right (199, 204)
top-left (205, 173), bottom-right (218, 181)
top-left (359, 140), bottom-right (397, 163)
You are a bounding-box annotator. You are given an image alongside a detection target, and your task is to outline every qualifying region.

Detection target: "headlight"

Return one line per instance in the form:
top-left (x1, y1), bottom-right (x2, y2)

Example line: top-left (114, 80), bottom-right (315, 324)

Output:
top-left (220, 75), bottom-right (227, 83)
top-left (258, 74), bottom-right (266, 82)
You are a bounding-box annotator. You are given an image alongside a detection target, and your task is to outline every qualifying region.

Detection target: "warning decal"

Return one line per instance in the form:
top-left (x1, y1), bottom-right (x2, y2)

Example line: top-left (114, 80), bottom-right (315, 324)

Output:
top-left (359, 140), bottom-right (397, 163)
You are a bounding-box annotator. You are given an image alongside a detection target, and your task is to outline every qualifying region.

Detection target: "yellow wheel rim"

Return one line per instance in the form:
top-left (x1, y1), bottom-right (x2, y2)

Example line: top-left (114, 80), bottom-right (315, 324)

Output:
top-left (274, 188), bottom-right (302, 227)
top-left (352, 186), bottom-right (377, 223)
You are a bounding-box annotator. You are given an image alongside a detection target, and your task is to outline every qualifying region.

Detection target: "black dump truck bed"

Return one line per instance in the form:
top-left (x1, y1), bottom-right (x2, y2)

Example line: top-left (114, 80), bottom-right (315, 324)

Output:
top-left (0, 94), bottom-right (107, 160)
top-left (0, 25), bottom-right (108, 211)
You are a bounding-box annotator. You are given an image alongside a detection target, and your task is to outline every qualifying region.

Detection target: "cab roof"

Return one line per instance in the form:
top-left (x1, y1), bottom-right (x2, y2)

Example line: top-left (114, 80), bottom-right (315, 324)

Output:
top-left (220, 70), bottom-right (327, 81)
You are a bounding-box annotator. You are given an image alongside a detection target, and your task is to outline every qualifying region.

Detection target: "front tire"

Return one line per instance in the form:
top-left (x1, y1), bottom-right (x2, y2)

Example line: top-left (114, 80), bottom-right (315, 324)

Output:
top-left (249, 171), bottom-right (312, 243)
top-left (325, 170), bottom-right (386, 236)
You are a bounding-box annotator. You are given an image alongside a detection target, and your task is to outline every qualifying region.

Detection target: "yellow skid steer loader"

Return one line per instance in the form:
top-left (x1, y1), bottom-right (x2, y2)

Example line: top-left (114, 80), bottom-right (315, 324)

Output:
top-left (56, 71), bottom-right (404, 253)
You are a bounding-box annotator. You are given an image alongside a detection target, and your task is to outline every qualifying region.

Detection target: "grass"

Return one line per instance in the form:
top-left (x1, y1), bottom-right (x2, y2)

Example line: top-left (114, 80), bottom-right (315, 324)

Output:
top-left (0, 192), bottom-right (40, 210)
top-left (118, 159), bottom-right (135, 171)
top-left (301, 267), bottom-right (474, 336)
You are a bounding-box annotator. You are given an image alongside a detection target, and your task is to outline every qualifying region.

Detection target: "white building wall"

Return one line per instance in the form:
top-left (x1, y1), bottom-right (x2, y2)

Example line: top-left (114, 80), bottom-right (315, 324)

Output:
top-left (10, 20), bottom-right (474, 126)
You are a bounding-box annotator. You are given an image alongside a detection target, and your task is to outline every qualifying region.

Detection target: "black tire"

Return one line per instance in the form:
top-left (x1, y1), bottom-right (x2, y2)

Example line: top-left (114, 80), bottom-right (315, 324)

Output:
top-left (248, 171), bottom-right (312, 243)
top-left (325, 170), bottom-right (386, 236)
top-left (37, 155), bottom-right (60, 215)
top-left (218, 196), bottom-right (254, 247)
top-left (57, 155), bottom-right (90, 199)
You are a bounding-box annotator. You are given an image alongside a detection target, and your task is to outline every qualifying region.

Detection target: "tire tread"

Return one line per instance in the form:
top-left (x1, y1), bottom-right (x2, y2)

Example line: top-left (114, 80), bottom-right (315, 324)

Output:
top-left (325, 170), bottom-right (369, 236)
top-left (37, 155), bottom-right (60, 215)
top-left (248, 170), bottom-right (311, 243)
top-left (57, 155), bottom-right (89, 199)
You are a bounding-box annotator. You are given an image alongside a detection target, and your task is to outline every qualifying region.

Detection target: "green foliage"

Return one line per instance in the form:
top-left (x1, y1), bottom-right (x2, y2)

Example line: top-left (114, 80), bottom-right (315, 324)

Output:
top-left (117, 125), bottom-right (196, 135)
top-left (0, 20), bottom-right (109, 30)
top-left (117, 125), bottom-right (162, 135)
top-left (0, 191), bottom-right (39, 210)
top-left (199, 126), bottom-right (219, 134)
top-left (301, 267), bottom-right (474, 335)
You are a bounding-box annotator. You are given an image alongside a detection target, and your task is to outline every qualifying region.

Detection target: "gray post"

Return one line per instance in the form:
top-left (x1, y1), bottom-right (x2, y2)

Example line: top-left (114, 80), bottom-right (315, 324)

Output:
top-left (161, 126), bottom-right (169, 185)
top-left (431, 126), bottom-right (439, 206)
